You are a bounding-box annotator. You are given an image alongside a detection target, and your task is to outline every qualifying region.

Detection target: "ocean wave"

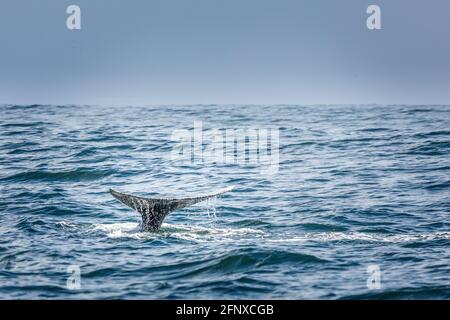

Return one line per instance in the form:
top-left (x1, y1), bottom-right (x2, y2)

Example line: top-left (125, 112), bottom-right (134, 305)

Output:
top-left (269, 231), bottom-right (450, 243)
top-left (2, 104), bottom-right (450, 299)
top-left (1, 168), bottom-right (114, 182)
top-left (64, 221), bottom-right (450, 245)
top-left (160, 249), bottom-right (327, 280)
top-left (413, 130), bottom-right (450, 138)
top-left (89, 222), bottom-right (264, 242)
top-left (406, 140), bottom-right (450, 156)
top-left (340, 285), bottom-right (450, 300)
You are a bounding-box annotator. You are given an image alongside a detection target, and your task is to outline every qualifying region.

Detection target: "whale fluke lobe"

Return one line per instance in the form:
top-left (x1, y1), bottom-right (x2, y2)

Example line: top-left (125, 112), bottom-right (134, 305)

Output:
top-left (109, 186), bottom-right (234, 232)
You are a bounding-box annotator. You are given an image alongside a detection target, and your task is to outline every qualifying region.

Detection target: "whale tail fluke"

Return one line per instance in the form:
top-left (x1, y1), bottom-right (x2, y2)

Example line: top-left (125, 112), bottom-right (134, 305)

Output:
top-left (109, 186), bottom-right (234, 232)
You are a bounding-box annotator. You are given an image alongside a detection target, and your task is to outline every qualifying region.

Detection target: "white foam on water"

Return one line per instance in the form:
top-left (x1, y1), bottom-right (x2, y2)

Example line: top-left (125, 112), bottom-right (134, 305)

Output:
top-left (269, 231), bottom-right (450, 243)
top-left (91, 222), bottom-right (140, 238)
top-left (57, 221), bottom-right (78, 229)
top-left (87, 221), bottom-right (263, 242)
top-left (59, 220), bottom-right (450, 244)
top-left (161, 223), bottom-right (264, 242)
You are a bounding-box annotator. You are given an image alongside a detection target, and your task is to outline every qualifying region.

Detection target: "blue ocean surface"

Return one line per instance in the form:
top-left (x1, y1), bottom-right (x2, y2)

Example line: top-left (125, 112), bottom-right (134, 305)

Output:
top-left (0, 104), bottom-right (449, 299)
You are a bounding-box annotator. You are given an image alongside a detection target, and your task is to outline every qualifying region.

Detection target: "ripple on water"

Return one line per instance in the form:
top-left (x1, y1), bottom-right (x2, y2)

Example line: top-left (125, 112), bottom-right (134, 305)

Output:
top-left (1, 104), bottom-right (449, 299)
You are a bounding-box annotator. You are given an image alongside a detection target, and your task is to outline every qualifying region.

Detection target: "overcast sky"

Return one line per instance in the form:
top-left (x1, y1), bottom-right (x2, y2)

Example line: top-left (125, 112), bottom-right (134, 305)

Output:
top-left (1, 0), bottom-right (449, 105)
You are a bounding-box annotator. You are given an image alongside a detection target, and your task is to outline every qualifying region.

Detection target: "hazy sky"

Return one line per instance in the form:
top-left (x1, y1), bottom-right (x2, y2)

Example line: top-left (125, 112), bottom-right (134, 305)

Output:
top-left (1, 0), bottom-right (449, 105)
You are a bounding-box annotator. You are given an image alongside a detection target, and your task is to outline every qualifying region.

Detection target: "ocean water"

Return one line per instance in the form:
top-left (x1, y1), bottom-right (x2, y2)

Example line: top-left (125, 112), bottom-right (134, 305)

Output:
top-left (0, 104), bottom-right (449, 299)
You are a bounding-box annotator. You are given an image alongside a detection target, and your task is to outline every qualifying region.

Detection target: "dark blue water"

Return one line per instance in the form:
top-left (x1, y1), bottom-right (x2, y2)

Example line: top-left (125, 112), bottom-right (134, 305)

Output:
top-left (1, 104), bottom-right (449, 299)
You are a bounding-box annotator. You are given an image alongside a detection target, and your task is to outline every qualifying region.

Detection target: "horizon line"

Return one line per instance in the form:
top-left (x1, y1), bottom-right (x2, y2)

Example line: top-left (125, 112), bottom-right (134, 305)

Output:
top-left (2, 102), bottom-right (450, 108)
